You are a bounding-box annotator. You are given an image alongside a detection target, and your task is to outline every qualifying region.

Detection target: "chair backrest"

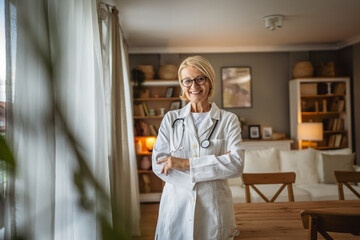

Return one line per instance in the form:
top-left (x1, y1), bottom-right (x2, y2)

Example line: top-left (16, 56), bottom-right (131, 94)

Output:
top-left (334, 171), bottom-right (360, 200)
top-left (241, 172), bottom-right (296, 203)
top-left (301, 210), bottom-right (360, 240)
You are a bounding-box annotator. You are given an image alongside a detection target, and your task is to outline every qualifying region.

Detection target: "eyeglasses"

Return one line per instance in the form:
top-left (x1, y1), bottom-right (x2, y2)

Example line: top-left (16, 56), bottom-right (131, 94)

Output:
top-left (181, 76), bottom-right (208, 88)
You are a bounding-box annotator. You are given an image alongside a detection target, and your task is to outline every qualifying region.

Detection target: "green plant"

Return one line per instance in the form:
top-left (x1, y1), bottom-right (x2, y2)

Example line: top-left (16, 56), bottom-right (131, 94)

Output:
top-left (131, 69), bottom-right (145, 98)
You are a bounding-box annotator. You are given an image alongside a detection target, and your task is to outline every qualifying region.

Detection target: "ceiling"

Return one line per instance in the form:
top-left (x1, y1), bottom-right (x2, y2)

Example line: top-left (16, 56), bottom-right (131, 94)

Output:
top-left (108, 0), bottom-right (360, 54)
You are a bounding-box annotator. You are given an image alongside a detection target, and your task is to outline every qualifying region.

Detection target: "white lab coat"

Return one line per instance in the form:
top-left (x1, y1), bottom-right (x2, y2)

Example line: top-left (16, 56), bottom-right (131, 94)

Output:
top-left (152, 102), bottom-right (245, 240)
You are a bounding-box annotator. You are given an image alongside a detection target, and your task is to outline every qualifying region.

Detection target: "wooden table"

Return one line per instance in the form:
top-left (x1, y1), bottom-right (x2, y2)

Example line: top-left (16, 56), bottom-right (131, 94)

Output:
top-left (234, 200), bottom-right (360, 239)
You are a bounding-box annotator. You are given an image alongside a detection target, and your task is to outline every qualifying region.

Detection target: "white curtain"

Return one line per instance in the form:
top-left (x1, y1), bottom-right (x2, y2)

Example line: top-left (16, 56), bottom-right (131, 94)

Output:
top-left (98, 4), bottom-right (140, 236)
top-left (10, 0), bottom-right (110, 239)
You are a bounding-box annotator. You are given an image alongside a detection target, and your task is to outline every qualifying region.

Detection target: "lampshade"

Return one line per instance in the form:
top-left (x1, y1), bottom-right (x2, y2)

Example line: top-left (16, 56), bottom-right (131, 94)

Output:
top-left (298, 122), bottom-right (323, 141)
top-left (145, 137), bottom-right (156, 152)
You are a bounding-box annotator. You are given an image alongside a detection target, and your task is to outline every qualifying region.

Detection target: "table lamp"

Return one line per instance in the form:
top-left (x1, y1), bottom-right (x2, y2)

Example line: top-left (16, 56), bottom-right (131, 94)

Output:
top-left (145, 137), bottom-right (156, 152)
top-left (298, 122), bottom-right (323, 149)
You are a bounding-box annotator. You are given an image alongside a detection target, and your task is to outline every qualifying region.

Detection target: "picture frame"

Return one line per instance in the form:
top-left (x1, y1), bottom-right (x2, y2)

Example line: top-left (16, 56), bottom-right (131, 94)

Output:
top-left (249, 125), bottom-right (261, 139)
top-left (165, 87), bottom-right (174, 98)
top-left (262, 127), bottom-right (273, 139)
top-left (221, 66), bottom-right (252, 108)
top-left (169, 101), bottom-right (181, 111)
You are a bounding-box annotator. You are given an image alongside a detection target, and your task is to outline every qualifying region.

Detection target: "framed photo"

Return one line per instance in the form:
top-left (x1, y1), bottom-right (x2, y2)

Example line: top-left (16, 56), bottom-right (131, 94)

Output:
top-left (221, 66), bottom-right (252, 108)
top-left (262, 127), bottom-right (273, 139)
top-left (165, 87), bottom-right (174, 98)
top-left (169, 101), bottom-right (181, 111)
top-left (249, 125), bottom-right (261, 139)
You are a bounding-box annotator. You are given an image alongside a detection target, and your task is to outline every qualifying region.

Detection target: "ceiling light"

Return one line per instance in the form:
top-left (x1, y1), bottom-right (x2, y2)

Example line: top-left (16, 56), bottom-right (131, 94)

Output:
top-left (263, 14), bottom-right (284, 31)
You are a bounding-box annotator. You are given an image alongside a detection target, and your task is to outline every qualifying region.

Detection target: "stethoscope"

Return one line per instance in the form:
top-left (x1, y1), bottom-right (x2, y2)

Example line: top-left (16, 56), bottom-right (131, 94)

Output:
top-left (171, 117), bottom-right (219, 154)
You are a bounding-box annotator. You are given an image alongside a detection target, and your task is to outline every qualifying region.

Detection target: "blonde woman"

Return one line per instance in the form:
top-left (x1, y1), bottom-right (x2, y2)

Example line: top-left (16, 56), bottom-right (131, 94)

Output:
top-left (152, 56), bottom-right (244, 240)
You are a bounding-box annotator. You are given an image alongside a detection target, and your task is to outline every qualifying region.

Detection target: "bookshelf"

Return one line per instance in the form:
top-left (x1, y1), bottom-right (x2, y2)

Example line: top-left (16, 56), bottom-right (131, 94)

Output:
top-left (133, 80), bottom-right (183, 202)
top-left (289, 77), bottom-right (352, 150)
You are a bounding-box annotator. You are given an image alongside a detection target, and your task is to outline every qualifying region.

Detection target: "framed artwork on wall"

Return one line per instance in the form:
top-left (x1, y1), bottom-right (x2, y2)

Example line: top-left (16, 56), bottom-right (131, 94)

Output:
top-left (262, 127), bottom-right (273, 139)
top-left (221, 66), bottom-right (252, 108)
top-left (249, 125), bottom-right (261, 139)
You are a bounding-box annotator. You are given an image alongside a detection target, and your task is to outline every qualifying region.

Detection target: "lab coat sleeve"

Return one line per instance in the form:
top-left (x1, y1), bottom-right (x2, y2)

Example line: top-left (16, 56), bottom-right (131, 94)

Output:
top-left (152, 113), bottom-right (195, 190)
top-left (189, 114), bottom-right (245, 183)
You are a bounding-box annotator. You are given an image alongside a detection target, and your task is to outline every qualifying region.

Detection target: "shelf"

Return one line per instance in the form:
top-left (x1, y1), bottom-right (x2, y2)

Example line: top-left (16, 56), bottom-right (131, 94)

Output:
top-left (301, 94), bottom-right (345, 99)
top-left (138, 170), bottom-right (153, 173)
top-left (136, 151), bottom-right (153, 155)
top-left (134, 116), bottom-right (163, 120)
top-left (137, 80), bottom-right (179, 87)
top-left (134, 97), bottom-right (181, 101)
top-left (323, 130), bottom-right (347, 134)
top-left (301, 112), bottom-right (344, 116)
top-left (139, 192), bottom-right (162, 203)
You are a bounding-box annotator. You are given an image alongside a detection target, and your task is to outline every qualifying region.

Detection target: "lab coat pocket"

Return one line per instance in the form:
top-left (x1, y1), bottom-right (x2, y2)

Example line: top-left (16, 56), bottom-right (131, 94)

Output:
top-left (202, 139), bottom-right (224, 156)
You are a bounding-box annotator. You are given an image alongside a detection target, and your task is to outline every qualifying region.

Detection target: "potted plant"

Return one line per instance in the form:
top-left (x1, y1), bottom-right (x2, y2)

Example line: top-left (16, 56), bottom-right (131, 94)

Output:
top-left (131, 69), bottom-right (145, 98)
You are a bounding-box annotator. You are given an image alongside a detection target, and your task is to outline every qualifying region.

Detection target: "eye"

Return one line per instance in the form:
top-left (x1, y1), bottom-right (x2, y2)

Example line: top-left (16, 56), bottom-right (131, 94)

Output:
top-left (196, 77), bottom-right (206, 81)
top-left (183, 79), bottom-right (192, 85)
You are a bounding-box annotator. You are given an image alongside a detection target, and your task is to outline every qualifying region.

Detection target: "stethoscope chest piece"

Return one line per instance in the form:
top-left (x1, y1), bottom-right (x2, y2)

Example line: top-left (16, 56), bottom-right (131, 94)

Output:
top-left (201, 139), bottom-right (210, 148)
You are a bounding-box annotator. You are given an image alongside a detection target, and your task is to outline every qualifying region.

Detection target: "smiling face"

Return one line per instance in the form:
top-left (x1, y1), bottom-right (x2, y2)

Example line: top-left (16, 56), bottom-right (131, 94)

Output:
top-left (180, 66), bottom-right (211, 105)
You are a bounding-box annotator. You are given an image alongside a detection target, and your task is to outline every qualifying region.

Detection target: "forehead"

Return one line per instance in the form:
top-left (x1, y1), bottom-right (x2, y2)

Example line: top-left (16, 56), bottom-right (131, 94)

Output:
top-left (180, 66), bottom-right (203, 79)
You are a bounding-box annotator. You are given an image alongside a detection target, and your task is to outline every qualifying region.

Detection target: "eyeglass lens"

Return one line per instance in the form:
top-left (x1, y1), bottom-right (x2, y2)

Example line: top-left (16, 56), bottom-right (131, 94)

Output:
top-left (181, 76), bottom-right (207, 87)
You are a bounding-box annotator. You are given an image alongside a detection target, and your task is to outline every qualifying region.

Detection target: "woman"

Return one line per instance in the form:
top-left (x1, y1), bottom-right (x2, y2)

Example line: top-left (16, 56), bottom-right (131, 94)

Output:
top-left (152, 56), bottom-right (244, 240)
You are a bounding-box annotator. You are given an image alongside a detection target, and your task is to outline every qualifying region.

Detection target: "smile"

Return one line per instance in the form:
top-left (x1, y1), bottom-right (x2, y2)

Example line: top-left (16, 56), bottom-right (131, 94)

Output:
top-left (190, 90), bottom-right (202, 95)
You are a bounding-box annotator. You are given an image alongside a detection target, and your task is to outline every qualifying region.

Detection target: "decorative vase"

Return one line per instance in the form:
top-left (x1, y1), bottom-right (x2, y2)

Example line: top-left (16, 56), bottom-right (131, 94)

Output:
top-left (140, 156), bottom-right (151, 170)
top-left (158, 64), bottom-right (178, 80)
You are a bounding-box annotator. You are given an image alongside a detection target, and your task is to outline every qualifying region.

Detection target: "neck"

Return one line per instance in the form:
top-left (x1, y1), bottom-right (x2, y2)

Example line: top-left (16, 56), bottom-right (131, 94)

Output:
top-left (191, 102), bottom-right (211, 113)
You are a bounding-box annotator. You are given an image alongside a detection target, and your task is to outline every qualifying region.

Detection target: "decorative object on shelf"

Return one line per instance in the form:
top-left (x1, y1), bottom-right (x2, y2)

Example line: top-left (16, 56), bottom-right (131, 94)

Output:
top-left (139, 89), bottom-right (150, 98)
top-left (148, 108), bottom-right (156, 116)
top-left (145, 137), bottom-right (156, 152)
top-left (136, 65), bottom-right (154, 80)
top-left (158, 64), bottom-right (178, 80)
top-left (142, 174), bottom-right (151, 193)
top-left (262, 127), bottom-right (273, 139)
top-left (271, 132), bottom-right (285, 140)
top-left (169, 101), bottom-right (181, 111)
top-left (221, 66), bottom-right (252, 108)
top-left (140, 156), bottom-right (152, 170)
top-left (263, 14), bottom-right (284, 31)
top-left (165, 87), bottom-right (174, 98)
top-left (298, 122), bottom-right (323, 149)
top-left (292, 61), bottom-right (314, 78)
top-left (131, 69), bottom-right (145, 98)
top-left (316, 62), bottom-right (335, 77)
top-left (238, 116), bottom-right (248, 139)
top-left (249, 125), bottom-right (261, 139)
top-left (159, 108), bottom-right (166, 116)
top-left (300, 83), bottom-right (317, 96)
top-left (136, 140), bottom-right (143, 153)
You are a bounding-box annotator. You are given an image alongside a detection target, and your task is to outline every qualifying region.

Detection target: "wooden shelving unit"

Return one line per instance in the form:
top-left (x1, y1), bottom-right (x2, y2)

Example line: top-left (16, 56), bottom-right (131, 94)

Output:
top-left (133, 79), bottom-right (183, 202)
top-left (289, 77), bottom-right (352, 150)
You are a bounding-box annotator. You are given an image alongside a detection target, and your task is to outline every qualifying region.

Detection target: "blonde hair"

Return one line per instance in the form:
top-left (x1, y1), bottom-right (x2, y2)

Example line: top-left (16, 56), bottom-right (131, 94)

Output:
top-left (178, 56), bottom-right (216, 100)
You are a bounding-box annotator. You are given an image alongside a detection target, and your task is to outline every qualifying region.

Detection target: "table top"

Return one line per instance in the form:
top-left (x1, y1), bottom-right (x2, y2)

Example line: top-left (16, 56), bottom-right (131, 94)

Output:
top-left (234, 200), bottom-right (360, 240)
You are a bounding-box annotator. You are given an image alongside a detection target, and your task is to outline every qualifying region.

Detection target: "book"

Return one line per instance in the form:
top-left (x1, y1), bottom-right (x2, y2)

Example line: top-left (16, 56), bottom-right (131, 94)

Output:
top-left (337, 100), bottom-right (345, 112)
top-left (142, 102), bottom-right (149, 116)
top-left (334, 134), bottom-right (343, 147)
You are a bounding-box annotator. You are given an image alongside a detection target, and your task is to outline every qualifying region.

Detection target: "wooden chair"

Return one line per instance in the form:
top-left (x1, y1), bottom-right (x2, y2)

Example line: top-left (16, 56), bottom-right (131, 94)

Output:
top-left (301, 210), bottom-right (360, 240)
top-left (334, 171), bottom-right (360, 200)
top-left (241, 172), bottom-right (296, 203)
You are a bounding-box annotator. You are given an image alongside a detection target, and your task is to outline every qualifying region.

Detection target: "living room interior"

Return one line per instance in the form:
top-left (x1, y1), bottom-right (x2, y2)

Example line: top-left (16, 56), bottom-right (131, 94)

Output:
top-left (1, 0), bottom-right (360, 239)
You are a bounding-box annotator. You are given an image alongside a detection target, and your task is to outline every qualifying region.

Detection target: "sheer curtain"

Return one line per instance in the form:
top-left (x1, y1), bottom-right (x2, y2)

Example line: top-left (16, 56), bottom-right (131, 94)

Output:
top-left (98, 4), bottom-right (140, 236)
top-left (10, 0), bottom-right (110, 239)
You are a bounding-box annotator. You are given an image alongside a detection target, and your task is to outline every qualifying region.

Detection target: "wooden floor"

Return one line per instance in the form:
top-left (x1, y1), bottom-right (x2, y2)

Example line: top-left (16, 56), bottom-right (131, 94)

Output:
top-left (135, 201), bottom-right (360, 240)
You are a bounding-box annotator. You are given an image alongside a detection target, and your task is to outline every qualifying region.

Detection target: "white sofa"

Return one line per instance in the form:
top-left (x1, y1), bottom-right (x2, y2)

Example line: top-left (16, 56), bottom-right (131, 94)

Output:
top-left (229, 147), bottom-right (360, 203)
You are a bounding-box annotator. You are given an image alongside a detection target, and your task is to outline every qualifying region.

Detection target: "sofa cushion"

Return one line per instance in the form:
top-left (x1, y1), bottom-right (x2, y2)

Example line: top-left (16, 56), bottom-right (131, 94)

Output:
top-left (297, 183), bottom-right (360, 201)
top-left (322, 153), bottom-right (355, 184)
top-left (315, 148), bottom-right (352, 182)
top-left (249, 184), bottom-right (311, 202)
top-left (279, 148), bottom-right (317, 185)
top-left (229, 185), bottom-right (247, 203)
top-left (228, 148), bottom-right (279, 187)
top-left (244, 148), bottom-right (280, 173)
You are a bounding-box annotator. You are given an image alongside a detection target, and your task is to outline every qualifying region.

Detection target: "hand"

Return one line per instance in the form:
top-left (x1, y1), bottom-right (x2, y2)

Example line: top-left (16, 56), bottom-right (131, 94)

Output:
top-left (157, 156), bottom-right (190, 176)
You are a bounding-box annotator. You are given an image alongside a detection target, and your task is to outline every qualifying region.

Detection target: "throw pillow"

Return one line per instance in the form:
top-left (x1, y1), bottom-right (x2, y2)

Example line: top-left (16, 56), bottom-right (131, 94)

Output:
top-left (322, 153), bottom-right (355, 184)
top-left (244, 148), bottom-right (280, 173)
top-left (279, 148), bottom-right (318, 185)
top-left (315, 148), bottom-right (352, 182)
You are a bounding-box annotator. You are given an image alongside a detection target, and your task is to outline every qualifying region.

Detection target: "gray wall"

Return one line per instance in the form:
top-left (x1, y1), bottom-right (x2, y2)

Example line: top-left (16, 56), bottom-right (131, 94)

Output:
top-left (130, 53), bottom-right (291, 138)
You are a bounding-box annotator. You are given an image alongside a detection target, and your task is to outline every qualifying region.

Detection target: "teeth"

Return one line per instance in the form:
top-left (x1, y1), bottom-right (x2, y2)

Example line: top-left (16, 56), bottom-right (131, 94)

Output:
top-left (191, 91), bottom-right (201, 94)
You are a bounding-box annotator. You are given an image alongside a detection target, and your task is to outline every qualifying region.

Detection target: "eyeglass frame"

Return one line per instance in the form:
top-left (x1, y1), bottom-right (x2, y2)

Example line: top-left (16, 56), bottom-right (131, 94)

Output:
top-left (180, 76), bottom-right (208, 88)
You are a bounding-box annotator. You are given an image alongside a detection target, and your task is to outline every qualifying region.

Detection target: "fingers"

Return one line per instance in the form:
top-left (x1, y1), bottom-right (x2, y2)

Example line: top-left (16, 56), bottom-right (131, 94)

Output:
top-left (157, 157), bottom-right (168, 164)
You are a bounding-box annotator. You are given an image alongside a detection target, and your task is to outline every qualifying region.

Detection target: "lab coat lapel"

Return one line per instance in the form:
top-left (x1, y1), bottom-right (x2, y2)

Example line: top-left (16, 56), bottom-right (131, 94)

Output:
top-left (179, 103), bottom-right (197, 138)
top-left (198, 103), bottom-right (221, 138)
